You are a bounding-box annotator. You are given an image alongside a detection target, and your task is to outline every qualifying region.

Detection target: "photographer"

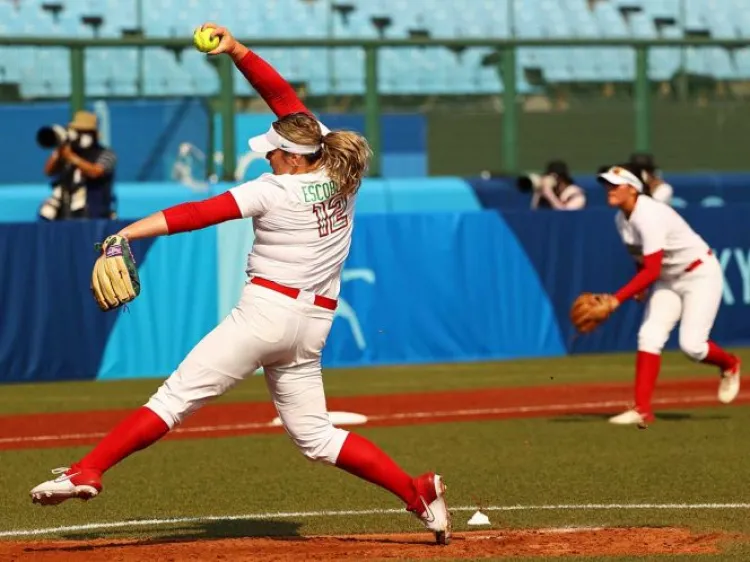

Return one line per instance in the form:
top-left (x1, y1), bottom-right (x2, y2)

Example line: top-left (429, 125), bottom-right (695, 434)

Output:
top-left (39, 111), bottom-right (117, 220)
top-left (628, 152), bottom-right (673, 206)
top-left (528, 160), bottom-right (586, 211)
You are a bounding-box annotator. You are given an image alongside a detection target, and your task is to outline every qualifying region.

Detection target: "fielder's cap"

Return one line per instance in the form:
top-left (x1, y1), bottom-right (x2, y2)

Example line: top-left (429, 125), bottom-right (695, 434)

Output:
top-left (597, 165), bottom-right (644, 192)
top-left (248, 120), bottom-right (331, 155)
top-left (68, 110), bottom-right (98, 131)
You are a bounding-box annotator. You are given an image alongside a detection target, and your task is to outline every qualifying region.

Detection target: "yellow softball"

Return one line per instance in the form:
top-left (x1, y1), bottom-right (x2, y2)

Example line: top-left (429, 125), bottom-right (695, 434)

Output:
top-left (193, 26), bottom-right (220, 53)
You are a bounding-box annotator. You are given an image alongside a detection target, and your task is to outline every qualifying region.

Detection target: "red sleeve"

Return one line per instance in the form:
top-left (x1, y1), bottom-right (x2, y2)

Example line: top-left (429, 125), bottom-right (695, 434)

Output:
top-left (235, 50), bottom-right (310, 118)
top-left (615, 250), bottom-right (663, 303)
top-left (162, 191), bottom-right (242, 234)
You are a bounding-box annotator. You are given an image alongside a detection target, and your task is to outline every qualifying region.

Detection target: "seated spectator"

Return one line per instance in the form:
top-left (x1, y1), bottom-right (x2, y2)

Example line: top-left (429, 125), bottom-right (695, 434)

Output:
top-left (531, 160), bottom-right (586, 211)
top-left (628, 152), bottom-right (673, 205)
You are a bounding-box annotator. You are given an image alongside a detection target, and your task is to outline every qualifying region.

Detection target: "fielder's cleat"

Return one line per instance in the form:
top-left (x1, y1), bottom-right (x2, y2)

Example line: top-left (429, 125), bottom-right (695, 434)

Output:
top-left (30, 465), bottom-right (102, 506)
top-left (408, 472), bottom-right (452, 545)
top-left (608, 408), bottom-right (654, 428)
top-left (718, 359), bottom-right (741, 404)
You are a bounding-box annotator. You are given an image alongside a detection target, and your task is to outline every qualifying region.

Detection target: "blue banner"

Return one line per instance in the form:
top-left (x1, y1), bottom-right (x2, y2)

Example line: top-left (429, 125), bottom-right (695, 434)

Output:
top-left (1, 203), bottom-right (749, 382)
top-left (97, 225), bottom-right (218, 380)
top-left (0, 179), bottom-right (481, 223)
top-left (501, 206), bottom-right (750, 354)
top-left (323, 212), bottom-right (566, 366)
top-left (0, 221), bottom-right (216, 382)
top-left (0, 221), bottom-right (152, 381)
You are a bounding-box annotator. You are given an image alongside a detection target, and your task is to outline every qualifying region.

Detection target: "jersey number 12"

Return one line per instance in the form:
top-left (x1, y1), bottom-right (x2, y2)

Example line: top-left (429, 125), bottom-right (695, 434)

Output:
top-left (312, 194), bottom-right (349, 237)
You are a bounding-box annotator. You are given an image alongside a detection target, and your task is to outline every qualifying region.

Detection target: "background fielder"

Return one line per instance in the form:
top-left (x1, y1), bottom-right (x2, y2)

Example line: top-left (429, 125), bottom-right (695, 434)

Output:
top-left (571, 164), bottom-right (740, 426)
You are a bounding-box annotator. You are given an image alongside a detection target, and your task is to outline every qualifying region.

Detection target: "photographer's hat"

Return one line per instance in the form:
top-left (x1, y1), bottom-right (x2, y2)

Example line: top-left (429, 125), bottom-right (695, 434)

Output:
top-left (69, 110), bottom-right (98, 131)
top-left (597, 165), bottom-right (644, 192)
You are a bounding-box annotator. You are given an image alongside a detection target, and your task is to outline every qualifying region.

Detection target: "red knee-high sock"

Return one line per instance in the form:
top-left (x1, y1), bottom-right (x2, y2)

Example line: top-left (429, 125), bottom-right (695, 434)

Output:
top-left (77, 407), bottom-right (170, 474)
top-left (635, 351), bottom-right (661, 415)
top-left (701, 341), bottom-right (737, 371)
top-left (335, 433), bottom-right (418, 507)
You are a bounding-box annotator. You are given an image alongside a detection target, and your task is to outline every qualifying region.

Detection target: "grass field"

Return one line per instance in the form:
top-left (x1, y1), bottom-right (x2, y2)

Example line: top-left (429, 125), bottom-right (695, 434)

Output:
top-left (1, 349), bottom-right (749, 561)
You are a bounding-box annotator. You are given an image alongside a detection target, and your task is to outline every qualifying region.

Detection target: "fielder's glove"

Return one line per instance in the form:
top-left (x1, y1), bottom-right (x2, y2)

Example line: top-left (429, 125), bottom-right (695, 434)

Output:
top-left (569, 292), bottom-right (619, 334)
top-left (90, 235), bottom-right (140, 311)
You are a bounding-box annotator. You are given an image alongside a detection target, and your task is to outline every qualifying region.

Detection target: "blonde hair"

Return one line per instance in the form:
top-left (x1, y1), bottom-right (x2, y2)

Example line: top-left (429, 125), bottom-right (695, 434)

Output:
top-left (273, 113), bottom-right (372, 196)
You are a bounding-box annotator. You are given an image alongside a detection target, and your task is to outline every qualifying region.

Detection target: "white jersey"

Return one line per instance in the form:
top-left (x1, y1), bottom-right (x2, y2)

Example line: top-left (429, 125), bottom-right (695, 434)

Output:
top-left (230, 169), bottom-right (355, 298)
top-left (649, 182), bottom-right (674, 206)
top-left (557, 184), bottom-right (586, 210)
top-left (615, 195), bottom-right (710, 281)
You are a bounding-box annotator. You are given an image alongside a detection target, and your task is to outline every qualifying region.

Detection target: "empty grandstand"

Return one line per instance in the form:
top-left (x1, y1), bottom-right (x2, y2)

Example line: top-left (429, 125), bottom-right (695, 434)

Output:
top-left (1, 0), bottom-right (749, 99)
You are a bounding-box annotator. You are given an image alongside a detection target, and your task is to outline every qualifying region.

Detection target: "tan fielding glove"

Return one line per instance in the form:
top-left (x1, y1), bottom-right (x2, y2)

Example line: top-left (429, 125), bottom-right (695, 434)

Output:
top-left (91, 235), bottom-right (141, 311)
top-left (570, 293), bottom-right (619, 334)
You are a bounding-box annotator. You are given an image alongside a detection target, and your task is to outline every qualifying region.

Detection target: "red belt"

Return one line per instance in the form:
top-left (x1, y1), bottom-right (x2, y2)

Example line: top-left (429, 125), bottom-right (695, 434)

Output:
top-left (250, 277), bottom-right (337, 311)
top-left (685, 249), bottom-right (713, 273)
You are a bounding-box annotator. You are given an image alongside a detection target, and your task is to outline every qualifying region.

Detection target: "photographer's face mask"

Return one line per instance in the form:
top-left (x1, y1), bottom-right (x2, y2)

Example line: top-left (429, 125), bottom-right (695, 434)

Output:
top-left (68, 129), bottom-right (96, 150)
top-left (78, 133), bottom-right (95, 149)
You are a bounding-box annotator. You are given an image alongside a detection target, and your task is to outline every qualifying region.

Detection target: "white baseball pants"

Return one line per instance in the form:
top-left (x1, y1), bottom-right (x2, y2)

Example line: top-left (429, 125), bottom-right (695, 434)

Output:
top-left (637, 253), bottom-right (724, 360)
top-left (145, 282), bottom-right (349, 464)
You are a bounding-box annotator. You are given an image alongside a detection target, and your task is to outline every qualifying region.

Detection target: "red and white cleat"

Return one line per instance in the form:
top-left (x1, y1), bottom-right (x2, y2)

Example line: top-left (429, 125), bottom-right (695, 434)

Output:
top-left (408, 472), bottom-right (452, 545)
top-left (608, 408), bottom-right (655, 428)
top-left (30, 465), bottom-right (102, 506)
top-left (718, 359), bottom-right (741, 404)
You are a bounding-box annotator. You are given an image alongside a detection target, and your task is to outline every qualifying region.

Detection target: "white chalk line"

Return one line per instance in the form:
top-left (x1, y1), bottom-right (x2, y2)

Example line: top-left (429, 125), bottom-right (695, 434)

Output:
top-left (0, 422), bottom-right (272, 446)
top-left (1, 503), bottom-right (749, 538)
top-left (1, 391), bottom-right (748, 446)
top-left (365, 392), bottom-right (750, 422)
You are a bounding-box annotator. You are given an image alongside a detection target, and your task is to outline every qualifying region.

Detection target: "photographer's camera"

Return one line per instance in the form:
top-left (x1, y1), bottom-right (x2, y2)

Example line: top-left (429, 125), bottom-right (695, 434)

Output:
top-left (36, 124), bottom-right (75, 149)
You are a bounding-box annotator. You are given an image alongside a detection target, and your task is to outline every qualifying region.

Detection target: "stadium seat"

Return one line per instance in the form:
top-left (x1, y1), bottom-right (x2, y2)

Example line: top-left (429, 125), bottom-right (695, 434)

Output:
top-left (627, 11), bottom-right (658, 38)
top-left (733, 47), bottom-right (750, 79)
top-left (0, 0), bottom-right (747, 97)
top-left (642, 0), bottom-right (681, 20)
top-left (649, 25), bottom-right (682, 81)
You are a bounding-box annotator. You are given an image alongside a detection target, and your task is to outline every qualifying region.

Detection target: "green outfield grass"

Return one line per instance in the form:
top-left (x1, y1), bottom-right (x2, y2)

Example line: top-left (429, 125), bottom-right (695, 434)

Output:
top-left (1, 349), bottom-right (748, 561)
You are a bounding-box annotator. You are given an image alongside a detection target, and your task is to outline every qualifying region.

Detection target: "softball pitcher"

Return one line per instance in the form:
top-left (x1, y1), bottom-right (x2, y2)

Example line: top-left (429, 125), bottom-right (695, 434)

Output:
top-left (570, 164), bottom-right (740, 426)
top-left (30, 24), bottom-right (451, 544)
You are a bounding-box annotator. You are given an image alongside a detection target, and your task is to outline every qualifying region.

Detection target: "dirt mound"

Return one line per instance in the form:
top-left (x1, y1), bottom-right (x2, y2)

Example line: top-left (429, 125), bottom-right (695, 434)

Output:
top-left (0, 527), bottom-right (728, 561)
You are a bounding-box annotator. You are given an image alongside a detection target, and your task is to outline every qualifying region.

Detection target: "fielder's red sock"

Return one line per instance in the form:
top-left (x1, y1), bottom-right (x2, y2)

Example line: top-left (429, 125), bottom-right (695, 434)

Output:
top-left (76, 407), bottom-right (170, 474)
top-left (335, 433), bottom-right (418, 507)
top-left (634, 351), bottom-right (661, 417)
top-left (701, 341), bottom-right (737, 372)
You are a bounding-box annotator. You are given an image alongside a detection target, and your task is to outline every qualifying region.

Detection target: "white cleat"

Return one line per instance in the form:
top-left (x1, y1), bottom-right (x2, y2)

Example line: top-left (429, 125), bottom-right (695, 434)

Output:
top-left (608, 408), bottom-right (654, 428)
top-left (718, 360), bottom-right (741, 404)
top-left (30, 467), bottom-right (102, 506)
top-left (409, 472), bottom-right (452, 545)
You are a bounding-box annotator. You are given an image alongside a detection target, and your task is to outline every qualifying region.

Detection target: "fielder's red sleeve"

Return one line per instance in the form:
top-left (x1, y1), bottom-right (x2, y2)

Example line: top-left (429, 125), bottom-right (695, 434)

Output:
top-left (235, 50), bottom-right (311, 118)
top-left (615, 250), bottom-right (664, 303)
top-left (162, 191), bottom-right (242, 234)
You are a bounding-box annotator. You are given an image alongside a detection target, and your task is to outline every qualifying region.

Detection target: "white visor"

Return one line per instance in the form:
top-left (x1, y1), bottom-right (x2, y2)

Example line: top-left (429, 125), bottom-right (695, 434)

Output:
top-left (248, 126), bottom-right (322, 155)
top-left (597, 166), bottom-right (644, 192)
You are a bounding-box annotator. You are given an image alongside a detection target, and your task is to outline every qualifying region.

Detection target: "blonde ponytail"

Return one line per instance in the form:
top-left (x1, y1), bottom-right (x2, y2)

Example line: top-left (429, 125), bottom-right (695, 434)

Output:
top-left (320, 131), bottom-right (372, 196)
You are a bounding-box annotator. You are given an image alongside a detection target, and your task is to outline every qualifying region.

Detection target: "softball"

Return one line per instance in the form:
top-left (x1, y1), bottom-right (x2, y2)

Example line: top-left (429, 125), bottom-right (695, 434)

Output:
top-left (193, 26), bottom-right (220, 53)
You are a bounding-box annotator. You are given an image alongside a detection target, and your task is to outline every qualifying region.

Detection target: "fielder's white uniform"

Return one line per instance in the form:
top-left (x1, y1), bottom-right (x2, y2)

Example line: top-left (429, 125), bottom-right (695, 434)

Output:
top-left (615, 195), bottom-right (722, 360)
top-left (146, 161), bottom-right (354, 464)
top-left (649, 181), bottom-right (674, 206)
